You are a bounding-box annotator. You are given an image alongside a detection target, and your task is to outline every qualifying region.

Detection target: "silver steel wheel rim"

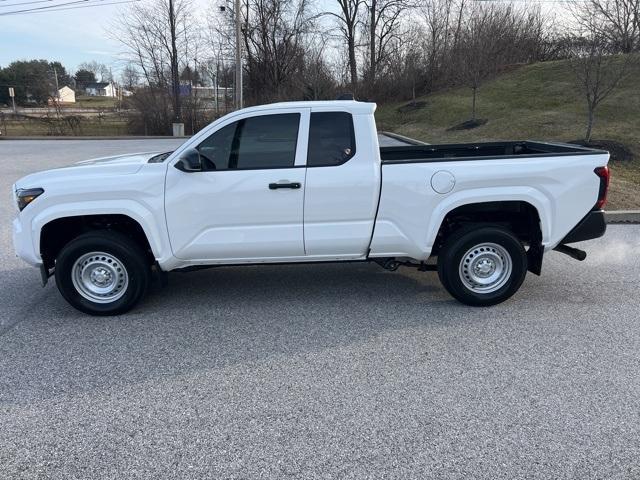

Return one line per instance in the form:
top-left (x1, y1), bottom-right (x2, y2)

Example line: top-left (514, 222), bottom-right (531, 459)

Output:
top-left (459, 242), bottom-right (512, 294)
top-left (71, 251), bottom-right (129, 303)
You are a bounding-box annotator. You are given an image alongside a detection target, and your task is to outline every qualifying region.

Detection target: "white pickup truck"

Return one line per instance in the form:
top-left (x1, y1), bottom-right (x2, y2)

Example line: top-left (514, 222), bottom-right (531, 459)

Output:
top-left (12, 100), bottom-right (609, 315)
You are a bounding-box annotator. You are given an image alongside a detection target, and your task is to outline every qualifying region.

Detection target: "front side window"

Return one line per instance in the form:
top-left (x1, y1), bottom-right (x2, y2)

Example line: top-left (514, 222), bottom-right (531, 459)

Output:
top-left (197, 113), bottom-right (300, 171)
top-left (198, 122), bottom-right (236, 170)
top-left (307, 112), bottom-right (356, 167)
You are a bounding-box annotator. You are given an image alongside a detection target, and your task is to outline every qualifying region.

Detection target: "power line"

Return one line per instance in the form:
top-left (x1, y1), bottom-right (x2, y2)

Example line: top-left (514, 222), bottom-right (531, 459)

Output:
top-left (37, 0), bottom-right (139, 11)
top-left (0, 0), bottom-right (96, 15)
top-left (0, 0), bottom-right (66, 8)
top-left (0, 0), bottom-right (135, 14)
top-left (472, 0), bottom-right (584, 2)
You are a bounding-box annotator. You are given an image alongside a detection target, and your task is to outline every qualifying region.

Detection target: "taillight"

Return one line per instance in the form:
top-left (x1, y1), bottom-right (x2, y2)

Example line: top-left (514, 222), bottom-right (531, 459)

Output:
top-left (594, 166), bottom-right (610, 210)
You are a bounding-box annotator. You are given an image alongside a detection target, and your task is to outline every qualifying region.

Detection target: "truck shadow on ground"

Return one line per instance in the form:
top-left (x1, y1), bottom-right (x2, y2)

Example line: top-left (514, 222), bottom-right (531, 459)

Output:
top-left (1, 262), bottom-right (490, 405)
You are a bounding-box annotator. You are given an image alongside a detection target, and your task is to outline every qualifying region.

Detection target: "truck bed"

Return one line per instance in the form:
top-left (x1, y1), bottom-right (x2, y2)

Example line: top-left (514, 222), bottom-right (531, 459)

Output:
top-left (380, 141), bottom-right (606, 163)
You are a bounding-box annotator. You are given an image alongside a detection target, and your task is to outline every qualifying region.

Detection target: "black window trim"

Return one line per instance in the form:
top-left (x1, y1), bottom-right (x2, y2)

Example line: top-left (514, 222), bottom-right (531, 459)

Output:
top-left (197, 112), bottom-right (302, 172)
top-left (305, 111), bottom-right (357, 168)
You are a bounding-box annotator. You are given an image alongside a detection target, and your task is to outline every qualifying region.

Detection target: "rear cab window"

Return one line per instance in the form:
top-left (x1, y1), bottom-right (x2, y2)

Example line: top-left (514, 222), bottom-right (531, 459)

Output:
top-left (307, 112), bottom-right (356, 167)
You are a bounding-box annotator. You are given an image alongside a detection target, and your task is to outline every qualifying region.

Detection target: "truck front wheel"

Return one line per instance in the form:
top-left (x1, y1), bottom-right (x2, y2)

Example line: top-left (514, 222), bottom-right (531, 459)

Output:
top-left (54, 231), bottom-right (151, 316)
top-left (437, 226), bottom-right (527, 306)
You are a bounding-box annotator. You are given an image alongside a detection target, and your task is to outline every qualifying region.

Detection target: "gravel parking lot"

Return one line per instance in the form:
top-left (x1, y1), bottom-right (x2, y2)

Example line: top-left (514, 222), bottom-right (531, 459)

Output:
top-left (1, 139), bottom-right (640, 479)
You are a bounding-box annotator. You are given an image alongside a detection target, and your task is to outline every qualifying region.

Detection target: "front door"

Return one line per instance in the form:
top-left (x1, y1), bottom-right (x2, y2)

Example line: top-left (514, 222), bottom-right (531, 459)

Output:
top-left (165, 109), bottom-right (309, 262)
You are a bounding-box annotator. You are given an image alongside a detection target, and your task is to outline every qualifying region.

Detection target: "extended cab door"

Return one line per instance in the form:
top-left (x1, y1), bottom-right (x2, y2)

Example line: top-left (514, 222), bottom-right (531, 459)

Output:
top-left (165, 108), bottom-right (309, 262)
top-left (303, 108), bottom-right (381, 257)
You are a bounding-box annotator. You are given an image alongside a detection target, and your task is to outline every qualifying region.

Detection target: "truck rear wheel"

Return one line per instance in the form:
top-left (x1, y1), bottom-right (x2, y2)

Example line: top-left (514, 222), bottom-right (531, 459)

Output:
top-left (54, 231), bottom-right (150, 316)
top-left (437, 226), bottom-right (527, 306)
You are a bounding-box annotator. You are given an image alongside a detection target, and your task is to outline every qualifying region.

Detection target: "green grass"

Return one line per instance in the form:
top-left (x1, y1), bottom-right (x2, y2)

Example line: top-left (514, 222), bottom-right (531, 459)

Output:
top-left (376, 56), bottom-right (640, 209)
top-left (73, 96), bottom-right (119, 109)
top-left (1, 115), bottom-right (128, 136)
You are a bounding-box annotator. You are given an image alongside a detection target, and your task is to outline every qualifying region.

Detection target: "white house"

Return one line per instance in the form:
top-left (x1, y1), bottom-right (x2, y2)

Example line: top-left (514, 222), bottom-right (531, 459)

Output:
top-left (84, 82), bottom-right (117, 97)
top-left (56, 86), bottom-right (76, 103)
top-left (48, 86), bottom-right (75, 105)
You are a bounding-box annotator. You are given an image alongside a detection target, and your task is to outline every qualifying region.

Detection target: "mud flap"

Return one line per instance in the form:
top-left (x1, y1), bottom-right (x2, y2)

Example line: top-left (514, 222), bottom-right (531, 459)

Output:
top-left (40, 264), bottom-right (52, 287)
top-left (527, 243), bottom-right (544, 276)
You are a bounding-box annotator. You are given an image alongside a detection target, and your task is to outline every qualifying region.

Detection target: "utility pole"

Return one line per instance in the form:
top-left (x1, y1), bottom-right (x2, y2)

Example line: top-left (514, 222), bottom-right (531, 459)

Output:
top-left (214, 61), bottom-right (219, 115)
top-left (191, 58), bottom-right (196, 134)
top-left (169, 0), bottom-right (182, 123)
top-left (234, 0), bottom-right (243, 109)
top-left (53, 66), bottom-right (60, 99)
top-left (369, 0), bottom-right (376, 90)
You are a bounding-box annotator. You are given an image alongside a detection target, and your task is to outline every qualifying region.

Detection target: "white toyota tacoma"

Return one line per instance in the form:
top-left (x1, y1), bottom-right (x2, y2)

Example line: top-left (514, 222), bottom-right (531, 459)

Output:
top-left (12, 101), bottom-right (609, 315)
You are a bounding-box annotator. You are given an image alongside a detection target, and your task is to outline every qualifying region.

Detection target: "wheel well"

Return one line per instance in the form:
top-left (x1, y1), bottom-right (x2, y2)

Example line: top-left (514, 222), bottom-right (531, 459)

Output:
top-left (432, 201), bottom-right (542, 256)
top-left (40, 214), bottom-right (154, 270)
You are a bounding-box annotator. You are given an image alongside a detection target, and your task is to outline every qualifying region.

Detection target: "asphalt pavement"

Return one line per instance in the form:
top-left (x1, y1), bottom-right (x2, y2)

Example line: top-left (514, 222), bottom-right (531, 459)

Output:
top-left (1, 139), bottom-right (640, 479)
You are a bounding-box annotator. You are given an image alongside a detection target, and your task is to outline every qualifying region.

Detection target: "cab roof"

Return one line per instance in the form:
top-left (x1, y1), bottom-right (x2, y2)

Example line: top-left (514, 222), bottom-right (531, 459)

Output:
top-left (236, 100), bottom-right (377, 115)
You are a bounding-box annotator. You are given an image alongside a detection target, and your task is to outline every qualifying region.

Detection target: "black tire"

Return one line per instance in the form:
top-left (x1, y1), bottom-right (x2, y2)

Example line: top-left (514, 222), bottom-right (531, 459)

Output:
top-left (54, 231), bottom-right (151, 316)
top-left (437, 226), bottom-right (527, 306)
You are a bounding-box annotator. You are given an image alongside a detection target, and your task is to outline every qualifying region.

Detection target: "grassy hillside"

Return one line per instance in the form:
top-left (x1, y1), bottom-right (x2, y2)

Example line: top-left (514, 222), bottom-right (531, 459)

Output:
top-left (376, 57), bottom-right (640, 210)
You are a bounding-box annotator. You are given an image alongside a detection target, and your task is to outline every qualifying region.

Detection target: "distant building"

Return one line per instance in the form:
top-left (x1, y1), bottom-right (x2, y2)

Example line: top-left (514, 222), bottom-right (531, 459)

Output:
top-left (192, 86), bottom-right (234, 99)
top-left (49, 86), bottom-right (76, 104)
top-left (84, 82), bottom-right (117, 97)
top-left (192, 86), bottom-right (214, 98)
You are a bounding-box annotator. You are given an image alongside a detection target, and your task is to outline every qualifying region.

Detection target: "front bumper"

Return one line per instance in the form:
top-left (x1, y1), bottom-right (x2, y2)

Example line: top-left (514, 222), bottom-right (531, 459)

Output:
top-left (12, 216), bottom-right (41, 267)
top-left (561, 210), bottom-right (607, 244)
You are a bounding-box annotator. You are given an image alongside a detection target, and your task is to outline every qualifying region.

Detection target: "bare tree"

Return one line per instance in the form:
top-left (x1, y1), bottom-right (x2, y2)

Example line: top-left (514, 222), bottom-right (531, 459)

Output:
top-left (362, 0), bottom-right (413, 93)
top-left (120, 63), bottom-right (140, 90)
top-left (570, 0), bottom-right (640, 53)
top-left (78, 61), bottom-right (110, 82)
top-left (104, 0), bottom-right (567, 123)
top-left (420, 0), bottom-right (455, 90)
top-left (299, 35), bottom-right (339, 99)
top-left (168, 0), bottom-right (181, 120)
top-left (456, 4), bottom-right (509, 120)
top-left (207, 0), bottom-right (317, 104)
top-left (453, 3), bottom-right (551, 121)
top-left (205, 11), bottom-right (235, 114)
top-left (113, 0), bottom-right (197, 125)
top-left (327, 0), bottom-right (364, 91)
top-left (566, 29), bottom-right (635, 141)
top-left (519, 7), bottom-right (562, 62)
top-left (381, 25), bottom-right (423, 101)
top-left (246, 0), bottom-right (316, 103)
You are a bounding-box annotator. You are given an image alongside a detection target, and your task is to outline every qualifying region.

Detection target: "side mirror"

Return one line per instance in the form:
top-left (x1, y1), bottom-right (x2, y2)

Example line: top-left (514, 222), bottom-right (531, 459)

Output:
top-left (175, 148), bottom-right (202, 172)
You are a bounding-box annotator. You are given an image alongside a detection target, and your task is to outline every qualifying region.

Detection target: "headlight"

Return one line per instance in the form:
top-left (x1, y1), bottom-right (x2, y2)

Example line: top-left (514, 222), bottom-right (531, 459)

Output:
top-left (16, 188), bottom-right (44, 211)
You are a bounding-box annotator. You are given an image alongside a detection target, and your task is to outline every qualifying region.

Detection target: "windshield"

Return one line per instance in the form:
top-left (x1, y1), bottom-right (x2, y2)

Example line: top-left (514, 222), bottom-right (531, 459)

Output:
top-left (148, 152), bottom-right (174, 163)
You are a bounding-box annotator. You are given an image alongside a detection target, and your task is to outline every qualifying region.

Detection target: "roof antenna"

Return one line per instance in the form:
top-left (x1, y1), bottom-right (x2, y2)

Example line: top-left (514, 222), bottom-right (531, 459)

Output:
top-left (336, 93), bottom-right (355, 101)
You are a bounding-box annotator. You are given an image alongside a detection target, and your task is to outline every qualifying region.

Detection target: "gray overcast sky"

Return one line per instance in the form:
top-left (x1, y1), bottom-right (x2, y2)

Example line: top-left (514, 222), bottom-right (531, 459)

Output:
top-left (0, 0), bottom-right (568, 76)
